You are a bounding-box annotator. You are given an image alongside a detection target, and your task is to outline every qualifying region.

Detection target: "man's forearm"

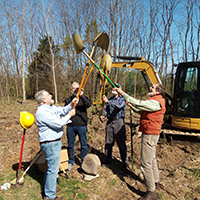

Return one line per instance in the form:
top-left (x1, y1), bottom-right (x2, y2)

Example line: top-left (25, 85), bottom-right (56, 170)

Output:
top-left (123, 94), bottom-right (161, 112)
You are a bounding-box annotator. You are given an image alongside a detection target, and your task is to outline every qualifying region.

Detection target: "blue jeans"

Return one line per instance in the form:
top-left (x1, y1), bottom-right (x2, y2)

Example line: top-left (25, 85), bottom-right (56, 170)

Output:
top-left (67, 126), bottom-right (88, 165)
top-left (40, 140), bottom-right (62, 199)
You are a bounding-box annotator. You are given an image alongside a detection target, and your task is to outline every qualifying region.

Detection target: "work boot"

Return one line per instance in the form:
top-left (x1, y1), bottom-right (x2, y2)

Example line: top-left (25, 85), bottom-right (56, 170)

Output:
top-left (155, 182), bottom-right (159, 190)
top-left (138, 191), bottom-right (157, 200)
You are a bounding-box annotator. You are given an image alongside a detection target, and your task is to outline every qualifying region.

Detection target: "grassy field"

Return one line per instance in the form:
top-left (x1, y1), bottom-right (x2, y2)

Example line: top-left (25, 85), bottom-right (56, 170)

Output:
top-left (0, 165), bottom-right (91, 200)
top-left (1, 99), bottom-right (200, 200)
top-left (0, 100), bottom-right (89, 200)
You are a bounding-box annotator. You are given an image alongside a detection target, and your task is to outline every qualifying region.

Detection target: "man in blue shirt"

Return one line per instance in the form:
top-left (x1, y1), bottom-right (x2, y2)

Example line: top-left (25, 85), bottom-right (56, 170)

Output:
top-left (35, 90), bottom-right (77, 200)
top-left (100, 83), bottom-right (128, 167)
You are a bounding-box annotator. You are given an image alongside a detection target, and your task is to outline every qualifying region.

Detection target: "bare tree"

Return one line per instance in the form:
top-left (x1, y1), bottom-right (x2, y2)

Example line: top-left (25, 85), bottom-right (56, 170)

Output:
top-left (158, 0), bottom-right (178, 75)
top-left (183, 0), bottom-right (193, 62)
top-left (148, 0), bottom-right (159, 60)
top-left (42, 0), bottom-right (59, 103)
top-left (3, 0), bottom-right (21, 98)
top-left (0, 33), bottom-right (12, 102)
top-left (194, 0), bottom-right (200, 60)
top-left (0, 0), bottom-right (200, 102)
top-left (17, 0), bottom-right (30, 104)
top-left (169, 31), bottom-right (175, 96)
top-left (197, 24), bottom-right (200, 61)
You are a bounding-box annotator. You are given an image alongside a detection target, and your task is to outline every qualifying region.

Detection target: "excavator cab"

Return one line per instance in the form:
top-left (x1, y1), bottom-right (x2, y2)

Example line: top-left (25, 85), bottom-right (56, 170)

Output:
top-left (173, 61), bottom-right (200, 130)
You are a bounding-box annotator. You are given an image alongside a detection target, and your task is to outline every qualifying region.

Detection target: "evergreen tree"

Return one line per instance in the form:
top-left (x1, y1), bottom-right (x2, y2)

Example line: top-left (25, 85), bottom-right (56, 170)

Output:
top-left (28, 35), bottom-right (60, 98)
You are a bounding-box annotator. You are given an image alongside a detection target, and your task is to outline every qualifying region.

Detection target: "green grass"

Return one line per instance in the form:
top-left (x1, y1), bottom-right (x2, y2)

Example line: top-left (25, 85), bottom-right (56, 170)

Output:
top-left (87, 134), bottom-right (92, 142)
top-left (0, 166), bottom-right (88, 200)
top-left (109, 178), bottom-right (117, 186)
top-left (58, 177), bottom-right (88, 200)
top-left (185, 195), bottom-right (192, 199)
top-left (76, 193), bottom-right (87, 199)
top-left (93, 127), bottom-right (99, 132)
top-left (157, 191), bottom-right (165, 200)
top-left (0, 167), bottom-right (42, 200)
top-left (184, 167), bottom-right (200, 178)
top-left (0, 100), bottom-right (90, 200)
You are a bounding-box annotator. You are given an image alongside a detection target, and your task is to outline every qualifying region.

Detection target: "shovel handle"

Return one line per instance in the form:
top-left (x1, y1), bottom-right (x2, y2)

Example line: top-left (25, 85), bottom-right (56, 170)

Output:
top-left (24, 150), bottom-right (43, 175)
top-left (64, 172), bottom-right (69, 179)
top-left (82, 65), bottom-right (94, 89)
top-left (18, 129), bottom-right (26, 170)
top-left (73, 42), bottom-right (98, 109)
top-left (82, 49), bottom-right (102, 89)
top-left (60, 163), bottom-right (69, 179)
top-left (83, 50), bottom-right (116, 88)
top-left (73, 64), bottom-right (89, 109)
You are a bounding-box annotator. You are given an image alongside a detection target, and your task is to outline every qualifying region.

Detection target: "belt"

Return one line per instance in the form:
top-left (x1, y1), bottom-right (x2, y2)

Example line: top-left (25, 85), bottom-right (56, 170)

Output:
top-left (40, 138), bottom-right (61, 145)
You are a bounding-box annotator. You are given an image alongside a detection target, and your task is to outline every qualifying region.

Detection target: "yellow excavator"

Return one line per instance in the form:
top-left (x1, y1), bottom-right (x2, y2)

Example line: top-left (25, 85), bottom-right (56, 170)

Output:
top-left (71, 31), bottom-right (200, 136)
top-left (98, 55), bottom-right (200, 136)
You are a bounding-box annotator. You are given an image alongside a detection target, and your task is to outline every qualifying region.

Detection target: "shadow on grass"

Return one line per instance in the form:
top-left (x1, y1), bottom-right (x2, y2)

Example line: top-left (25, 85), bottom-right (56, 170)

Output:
top-left (12, 161), bottom-right (43, 185)
top-left (12, 157), bottom-right (44, 198)
top-left (87, 144), bottom-right (145, 197)
top-left (11, 143), bottom-right (145, 198)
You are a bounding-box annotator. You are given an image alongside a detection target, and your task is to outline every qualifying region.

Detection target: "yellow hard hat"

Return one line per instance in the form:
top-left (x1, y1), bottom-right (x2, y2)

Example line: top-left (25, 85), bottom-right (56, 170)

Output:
top-left (20, 111), bottom-right (35, 129)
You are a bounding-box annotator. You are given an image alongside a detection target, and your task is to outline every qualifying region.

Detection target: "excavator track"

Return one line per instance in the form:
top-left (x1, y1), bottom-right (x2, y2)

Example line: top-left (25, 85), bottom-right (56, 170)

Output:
top-left (161, 128), bottom-right (200, 137)
top-left (161, 123), bottom-right (200, 137)
top-left (159, 124), bottom-right (200, 144)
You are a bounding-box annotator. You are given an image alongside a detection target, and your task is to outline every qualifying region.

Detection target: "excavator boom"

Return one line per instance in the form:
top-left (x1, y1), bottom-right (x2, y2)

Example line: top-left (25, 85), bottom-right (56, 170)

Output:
top-left (110, 57), bottom-right (200, 135)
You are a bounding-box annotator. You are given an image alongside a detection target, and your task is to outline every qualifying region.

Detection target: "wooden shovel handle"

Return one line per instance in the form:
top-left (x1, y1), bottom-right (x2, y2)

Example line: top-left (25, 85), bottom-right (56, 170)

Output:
top-left (60, 163), bottom-right (69, 179)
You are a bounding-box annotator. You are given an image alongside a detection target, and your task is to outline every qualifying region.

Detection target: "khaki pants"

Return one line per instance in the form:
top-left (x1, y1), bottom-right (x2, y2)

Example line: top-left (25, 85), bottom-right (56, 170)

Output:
top-left (141, 133), bottom-right (160, 192)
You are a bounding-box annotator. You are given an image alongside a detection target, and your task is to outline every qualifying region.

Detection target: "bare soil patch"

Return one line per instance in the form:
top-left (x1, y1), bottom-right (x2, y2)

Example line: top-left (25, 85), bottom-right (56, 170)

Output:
top-left (0, 101), bottom-right (200, 200)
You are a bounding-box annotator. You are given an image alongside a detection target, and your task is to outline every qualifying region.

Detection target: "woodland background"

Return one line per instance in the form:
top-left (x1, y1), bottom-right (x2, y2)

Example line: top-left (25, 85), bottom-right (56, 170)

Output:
top-left (0, 0), bottom-right (200, 104)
